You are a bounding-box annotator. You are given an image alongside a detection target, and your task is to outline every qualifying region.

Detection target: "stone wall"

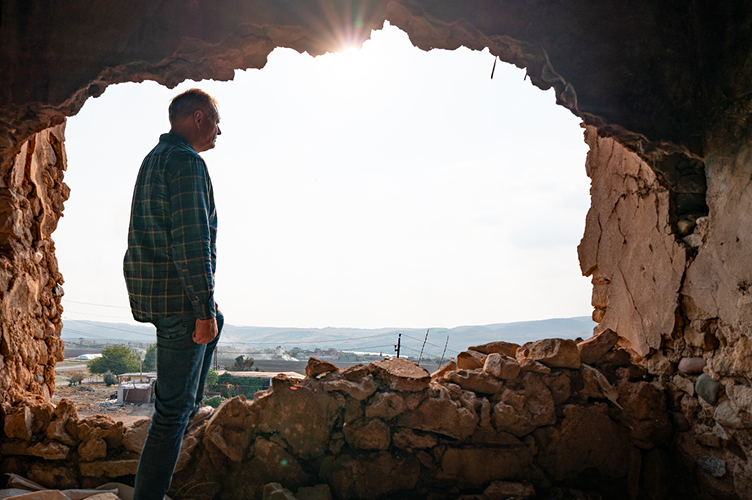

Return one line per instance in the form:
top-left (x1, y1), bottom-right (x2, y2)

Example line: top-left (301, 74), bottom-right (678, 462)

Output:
top-left (578, 125), bottom-right (752, 498)
top-left (2, 343), bottom-right (691, 500)
top-left (0, 125), bottom-right (68, 405)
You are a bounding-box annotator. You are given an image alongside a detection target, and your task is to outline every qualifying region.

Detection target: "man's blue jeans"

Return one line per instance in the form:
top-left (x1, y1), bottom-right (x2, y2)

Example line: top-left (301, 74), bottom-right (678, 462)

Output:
top-left (132, 311), bottom-right (223, 500)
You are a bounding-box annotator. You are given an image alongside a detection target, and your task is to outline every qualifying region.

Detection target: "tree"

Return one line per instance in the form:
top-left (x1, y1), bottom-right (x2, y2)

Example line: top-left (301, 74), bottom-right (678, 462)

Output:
top-left (230, 355), bottom-right (254, 371)
top-left (67, 370), bottom-right (86, 386)
top-left (103, 371), bottom-right (118, 386)
top-left (143, 344), bottom-right (157, 372)
top-left (88, 345), bottom-right (140, 375)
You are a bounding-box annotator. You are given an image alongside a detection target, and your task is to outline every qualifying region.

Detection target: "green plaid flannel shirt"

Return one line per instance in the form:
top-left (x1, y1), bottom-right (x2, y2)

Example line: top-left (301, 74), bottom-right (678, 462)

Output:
top-left (124, 133), bottom-right (217, 322)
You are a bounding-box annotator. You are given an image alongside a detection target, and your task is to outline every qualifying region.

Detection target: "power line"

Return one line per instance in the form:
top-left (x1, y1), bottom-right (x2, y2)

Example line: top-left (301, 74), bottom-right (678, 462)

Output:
top-left (65, 300), bottom-right (130, 310)
top-left (63, 318), bottom-right (155, 337)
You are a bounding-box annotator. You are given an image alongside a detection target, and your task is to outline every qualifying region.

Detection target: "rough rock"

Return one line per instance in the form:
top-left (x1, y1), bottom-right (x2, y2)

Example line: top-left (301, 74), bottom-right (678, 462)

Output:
top-left (727, 384), bottom-right (752, 414)
top-left (672, 375), bottom-right (695, 396)
top-left (431, 361), bottom-right (456, 380)
top-left (714, 400), bottom-right (752, 429)
top-left (205, 396), bottom-right (258, 462)
top-left (397, 387), bottom-right (478, 439)
top-left (456, 350), bottom-right (488, 370)
top-left (535, 403), bottom-right (631, 480)
top-left (122, 417), bottom-right (150, 454)
top-left (296, 484), bottom-right (333, 500)
top-left (26, 439), bottom-right (71, 460)
top-left (78, 436), bottom-right (107, 461)
top-left (439, 445), bottom-right (533, 487)
top-left (698, 455), bottom-right (726, 478)
top-left (483, 353), bottom-right (521, 380)
top-left (255, 383), bottom-right (341, 460)
top-left (262, 483), bottom-right (298, 500)
top-left (483, 480), bottom-right (535, 500)
top-left (696, 374), bottom-right (723, 405)
top-left (4, 405), bottom-right (33, 440)
top-left (365, 392), bottom-right (406, 420)
top-left (369, 358), bottom-right (430, 392)
top-left (328, 451), bottom-right (420, 500)
top-left (678, 357), bottom-right (706, 374)
top-left (79, 456), bottom-right (140, 477)
top-left (518, 358), bottom-right (551, 375)
top-left (46, 399), bottom-right (79, 446)
top-left (492, 375), bottom-right (555, 437)
top-left (469, 341), bottom-right (520, 358)
top-left (306, 358), bottom-right (338, 377)
top-left (577, 328), bottom-right (618, 365)
top-left (391, 427), bottom-right (438, 450)
top-left (618, 381), bottom-right (672, 448)
top-left (237, 438), bottom-right (312, 495)
top-left (517, 339), bottom-right (581, 369)
top-left (343, 418), bottom-right (391, 450)
top-left (321, 372), bottom-right (377, 401)
top-left (448, 369), bottom-right (502, 394)
top-left (28, 463), bottom-right (78, 490)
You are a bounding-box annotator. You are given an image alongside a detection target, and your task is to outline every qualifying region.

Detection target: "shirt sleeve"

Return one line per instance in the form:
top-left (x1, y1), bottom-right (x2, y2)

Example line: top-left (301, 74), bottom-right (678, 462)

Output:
top-left (168, 153), bottom-right (216, 320)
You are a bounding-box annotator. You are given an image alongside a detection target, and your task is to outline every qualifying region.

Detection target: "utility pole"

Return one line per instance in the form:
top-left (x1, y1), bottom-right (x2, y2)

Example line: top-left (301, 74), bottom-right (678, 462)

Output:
top-left (438, 335), bottom-right (449, 370)
top-left (417, 329), bottom-right (429, 366)
top-left (394, 333), bottom-right (401, 358)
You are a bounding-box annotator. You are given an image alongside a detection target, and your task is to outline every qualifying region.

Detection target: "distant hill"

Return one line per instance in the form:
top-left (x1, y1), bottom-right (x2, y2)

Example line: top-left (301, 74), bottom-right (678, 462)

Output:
top-left (62, 316), bottom-right (596, 358)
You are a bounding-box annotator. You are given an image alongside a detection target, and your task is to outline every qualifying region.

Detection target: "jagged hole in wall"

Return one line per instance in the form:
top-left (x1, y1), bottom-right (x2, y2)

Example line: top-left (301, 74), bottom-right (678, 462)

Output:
top-left (54, 24), bottom-right (591, 380)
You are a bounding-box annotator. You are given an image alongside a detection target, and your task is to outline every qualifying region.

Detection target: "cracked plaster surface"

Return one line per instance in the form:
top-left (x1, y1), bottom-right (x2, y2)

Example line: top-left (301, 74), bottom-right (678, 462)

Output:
top-left (578, 126), bottom-right (687, 358)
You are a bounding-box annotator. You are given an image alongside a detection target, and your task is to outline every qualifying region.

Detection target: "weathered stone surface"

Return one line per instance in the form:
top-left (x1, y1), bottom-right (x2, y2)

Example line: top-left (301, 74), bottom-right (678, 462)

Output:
top-left (535, 403), bottom-right (631, 480)
top-left (618, 381), bottom-right (672, 448)
top-left (340, 364), bottom-right (369, 380)
top-left (26, 439), bottom-right (71, 460)
top-left (321, 373), bottom-right (377, 401)
top-left (483, 480), bottom-right (535, 500)
top-left (698, 455), bottom-right (726, 478)
top-left (80, 456), bottom-right (140, 477)
top-left (448, 369), bottom-right (502, 394)
top-left (456, 350), bottom-right (488, 370)
top-left (518, 357), bottom-right (551, 374)
top-left (343, 418), bottom-right (390, 451)
top-left (696, 374), bottom-right (722, 405)
top-left (262, 483), bottom-right (298, 500)
top-left (672, 374), bottom-right (695, 396)
top-left (71, 414), bottom-right (124, 449)
top-left (678, 357), bottom-right (706, 374)
top-left (712, 336), bottom-right (752, 376)
top-left (306, 357), bottom-right (338, 377)
top-left (469, 341), bottom-right (520, 358)
top-left (4, 405), bottom-right (32, 440)
top-left (297, 484), bottom-right (333, 500)
top-left (714, 400), bottom-right (752, 429)
top-left (328, 451), bottom-right (420, 500)
top-left (727, 384), bottom-right (752, 414)
top-left (245, 438), bottom-right (311, 493)
top-left (122, 417), bottom-right (150, 454)
top-left (517, 339), bottom-right (580, 369)
top-left (577, 328), bottom-right (618, 365)
top-left (578, 127), bottom-right (686, 358)
top-left (396, 387), bottom-right (478, 439)
top-left (483, 353), bottom-right (521, 380)
top-left (78, 436), bottom-right (107, 461)
top-left (431, 361), bottom-right (456, 380)
top-left (255, 383), bottom-right (341, 460)
top-left (205, 396), bottom-right (257, 462)
top-left (46, 398), bottom-right (79, 446)
top-left (369, 358), bottom-right (430, 392)
top-left (391, 427), bottom-right (438, 450)
top-left (28, 462), bottom-right (78, 490)
top-left (365, 392), bottom-right (406, 420)
top-left (492, 375), bottom-right (555, 437)
top-left (439, 445), bottom-right (533, 487)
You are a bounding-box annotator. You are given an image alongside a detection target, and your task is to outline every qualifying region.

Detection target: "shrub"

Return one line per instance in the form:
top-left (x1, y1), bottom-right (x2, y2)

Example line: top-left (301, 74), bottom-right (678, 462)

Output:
top-left (88, 345), bottom-right (140, 375)
top-left (67, 370), bottom-right (86, 386)
top-left (205, 369), bottom-right (218, 390)
top-left (205, 395), bottom-right (225, 408)
top-left (103, 371), bottom-right (118, 386)
top-left (142, 344), bottom-right (157, 372)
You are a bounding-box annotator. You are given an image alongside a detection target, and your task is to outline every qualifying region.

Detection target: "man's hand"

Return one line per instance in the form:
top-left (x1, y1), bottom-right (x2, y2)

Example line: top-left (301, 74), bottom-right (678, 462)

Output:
top-left (193, 317), bottom-right (218, 345)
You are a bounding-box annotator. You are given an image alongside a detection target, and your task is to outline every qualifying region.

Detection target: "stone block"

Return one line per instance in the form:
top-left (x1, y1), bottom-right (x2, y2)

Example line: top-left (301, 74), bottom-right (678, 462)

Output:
top-left (456, 350), bottom-right (487, 370)
top-left (483, 353), bottom-right (521, 380)
top-left (577, 328), bottom-right (618, 365)
top-left (306, 357), bottom-right (338, 377)
top-left (369, 358), bottom-right (430, 392)
top-left (468, 341), bottom-right (519, 358)
top-left (517, 338), bottom-right (580, 369)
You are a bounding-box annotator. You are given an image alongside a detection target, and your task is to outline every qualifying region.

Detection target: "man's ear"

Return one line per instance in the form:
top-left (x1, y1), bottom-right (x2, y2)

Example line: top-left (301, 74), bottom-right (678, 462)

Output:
top-left (192, 109), bottom-right (204, 129)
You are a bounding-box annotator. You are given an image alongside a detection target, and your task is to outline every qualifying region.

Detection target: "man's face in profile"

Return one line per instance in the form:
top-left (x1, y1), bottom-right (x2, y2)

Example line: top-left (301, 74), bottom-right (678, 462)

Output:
top-left (195, 108), bottom-right (221, 152)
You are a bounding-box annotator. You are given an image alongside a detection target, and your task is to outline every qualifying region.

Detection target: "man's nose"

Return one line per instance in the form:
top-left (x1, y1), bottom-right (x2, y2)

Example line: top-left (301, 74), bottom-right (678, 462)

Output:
top-left (217, 126), bottom-right (222, 135)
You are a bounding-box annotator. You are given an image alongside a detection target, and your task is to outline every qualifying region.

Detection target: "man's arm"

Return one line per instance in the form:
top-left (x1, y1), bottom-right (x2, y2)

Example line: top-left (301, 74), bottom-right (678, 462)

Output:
top-left (168, 154), bottom-right (217, 341)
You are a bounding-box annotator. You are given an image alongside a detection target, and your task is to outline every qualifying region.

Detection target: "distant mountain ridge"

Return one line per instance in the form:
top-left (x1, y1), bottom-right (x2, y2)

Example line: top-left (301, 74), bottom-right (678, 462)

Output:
top-left (61, 316), bottom-right (597, 357)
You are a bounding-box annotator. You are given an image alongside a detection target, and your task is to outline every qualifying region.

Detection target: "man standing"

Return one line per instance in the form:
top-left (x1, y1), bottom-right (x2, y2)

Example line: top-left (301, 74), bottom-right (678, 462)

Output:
top-left (124, 88), bottom-right (223, 500)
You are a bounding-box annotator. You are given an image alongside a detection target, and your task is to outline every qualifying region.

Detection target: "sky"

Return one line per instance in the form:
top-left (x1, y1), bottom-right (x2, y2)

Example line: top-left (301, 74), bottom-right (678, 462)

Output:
top-left (56, 22), bottom-right (592, 330)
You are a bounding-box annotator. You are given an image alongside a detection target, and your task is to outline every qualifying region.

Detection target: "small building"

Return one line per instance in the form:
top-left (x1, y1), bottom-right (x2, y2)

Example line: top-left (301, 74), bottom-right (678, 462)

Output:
top-left (116, 372), bottom-right (157, 404)
top-left (75, 353), bottom-right (102, 360)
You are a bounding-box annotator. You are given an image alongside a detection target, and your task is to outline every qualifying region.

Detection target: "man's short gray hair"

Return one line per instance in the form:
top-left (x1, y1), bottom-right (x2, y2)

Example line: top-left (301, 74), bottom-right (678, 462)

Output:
top-left (169, 88), bottom-right (219, 124)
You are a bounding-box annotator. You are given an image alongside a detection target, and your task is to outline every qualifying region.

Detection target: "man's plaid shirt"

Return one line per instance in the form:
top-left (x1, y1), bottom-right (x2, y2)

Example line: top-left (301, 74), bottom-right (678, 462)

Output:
top-left (124, 133), bottom-right (217, 322)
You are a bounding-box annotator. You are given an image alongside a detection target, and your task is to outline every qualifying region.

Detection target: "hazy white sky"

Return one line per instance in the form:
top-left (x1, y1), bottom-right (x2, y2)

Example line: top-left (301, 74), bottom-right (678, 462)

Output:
top-left (57, 22), bottom-right (592, 329)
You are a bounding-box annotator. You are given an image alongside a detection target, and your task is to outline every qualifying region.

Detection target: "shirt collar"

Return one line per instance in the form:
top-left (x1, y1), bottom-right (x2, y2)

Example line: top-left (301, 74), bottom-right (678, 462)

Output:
top-left (159, 132), bottom-right (196, 151)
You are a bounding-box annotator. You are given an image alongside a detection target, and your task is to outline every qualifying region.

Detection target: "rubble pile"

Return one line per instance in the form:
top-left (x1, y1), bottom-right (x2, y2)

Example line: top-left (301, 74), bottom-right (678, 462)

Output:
top-left (1, 334), bottom-right (697, 500)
